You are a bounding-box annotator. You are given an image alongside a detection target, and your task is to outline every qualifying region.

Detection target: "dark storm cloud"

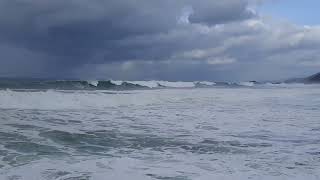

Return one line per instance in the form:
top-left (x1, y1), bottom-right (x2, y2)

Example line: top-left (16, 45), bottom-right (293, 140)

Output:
top-left (0, 0), bottom-right (320, 80)
top-left (0, 0), bottom-right (253, 56)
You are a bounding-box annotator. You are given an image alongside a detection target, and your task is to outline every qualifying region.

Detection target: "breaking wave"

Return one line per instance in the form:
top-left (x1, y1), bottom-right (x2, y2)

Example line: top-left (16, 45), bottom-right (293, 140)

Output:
top-left (0, 79), bottom-right (275, 90)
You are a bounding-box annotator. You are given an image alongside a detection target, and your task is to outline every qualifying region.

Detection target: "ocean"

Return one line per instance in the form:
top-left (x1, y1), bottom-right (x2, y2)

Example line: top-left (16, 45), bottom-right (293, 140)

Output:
top-left (0, 82), bottom-right (319, 180)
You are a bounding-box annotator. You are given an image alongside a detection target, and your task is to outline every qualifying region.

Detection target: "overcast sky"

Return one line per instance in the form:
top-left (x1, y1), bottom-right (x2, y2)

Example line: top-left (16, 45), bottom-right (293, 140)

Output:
top-left (0, 0), bottom-right (319, 81)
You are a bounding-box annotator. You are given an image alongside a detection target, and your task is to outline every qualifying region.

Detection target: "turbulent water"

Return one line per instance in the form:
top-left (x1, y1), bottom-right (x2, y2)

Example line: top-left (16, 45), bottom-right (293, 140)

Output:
top-left (0, 84), bottom-right (320, 180)
top-left (0, 79), bottom-right (249, 90)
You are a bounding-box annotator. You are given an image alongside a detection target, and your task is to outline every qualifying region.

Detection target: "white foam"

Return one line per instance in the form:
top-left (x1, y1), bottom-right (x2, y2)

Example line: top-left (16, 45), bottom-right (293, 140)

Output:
top-left (154, 81), bottom-right (195, 88)
top-left (238, 81), bottom-right (255, 87)
top-left (0, 157), bottom-right (152, 180)
top-left (196, 81), bottom-right (216, 86)
top-left (111, 80), bottom-right (197, 88)
top-left (0, 89), bottom-right (163, 110)
top-left (87, 80), bottom-right (99, 87)
top-left (110, 80), bottom-right (123, 86)
top-left (1, 87), bottom-right (320, 179)
top-left (124, 81), bottom-right (160, 88)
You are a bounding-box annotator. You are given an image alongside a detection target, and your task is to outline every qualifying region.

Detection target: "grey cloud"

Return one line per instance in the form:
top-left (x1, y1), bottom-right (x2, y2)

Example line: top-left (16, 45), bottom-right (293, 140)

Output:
top-left (188, 0), bottom-right (255, 25)
top-left (0, 0), bottom-right (255, 54)
top-left (0, 0), bottom-right (319, 81)
top-left (84, 19), bottom-right (320, 81)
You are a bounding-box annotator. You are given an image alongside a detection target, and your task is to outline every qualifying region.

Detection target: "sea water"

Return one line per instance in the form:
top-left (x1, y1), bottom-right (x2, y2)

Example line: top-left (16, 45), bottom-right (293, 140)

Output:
top-left (0, 85), bottom-right (319, 180)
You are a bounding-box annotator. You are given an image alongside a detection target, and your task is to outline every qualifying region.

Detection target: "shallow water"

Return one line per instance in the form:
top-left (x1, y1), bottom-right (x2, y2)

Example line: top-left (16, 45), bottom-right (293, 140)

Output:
top-left (0, 86), bottom-right (320, 180)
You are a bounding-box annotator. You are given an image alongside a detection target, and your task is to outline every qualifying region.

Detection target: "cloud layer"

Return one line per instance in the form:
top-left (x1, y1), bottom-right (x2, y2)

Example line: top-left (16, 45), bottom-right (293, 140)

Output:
top-left (0, 0), bottom-right (319, 81)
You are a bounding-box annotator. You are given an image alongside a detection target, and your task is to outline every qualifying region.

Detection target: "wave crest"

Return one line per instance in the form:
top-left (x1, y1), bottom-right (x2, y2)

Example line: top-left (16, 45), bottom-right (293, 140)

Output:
top-left (0, 79), bottom-right (276, 90)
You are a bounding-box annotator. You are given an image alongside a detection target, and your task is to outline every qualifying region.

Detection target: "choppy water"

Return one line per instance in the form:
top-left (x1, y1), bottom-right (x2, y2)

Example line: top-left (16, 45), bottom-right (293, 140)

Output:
top-left (0, 86), bottom-right (320, 180)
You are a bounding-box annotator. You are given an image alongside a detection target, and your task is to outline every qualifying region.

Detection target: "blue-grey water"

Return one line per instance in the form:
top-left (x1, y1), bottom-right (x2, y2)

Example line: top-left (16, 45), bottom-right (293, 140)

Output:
top-left (0, 85), bottom-right (320, 179)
